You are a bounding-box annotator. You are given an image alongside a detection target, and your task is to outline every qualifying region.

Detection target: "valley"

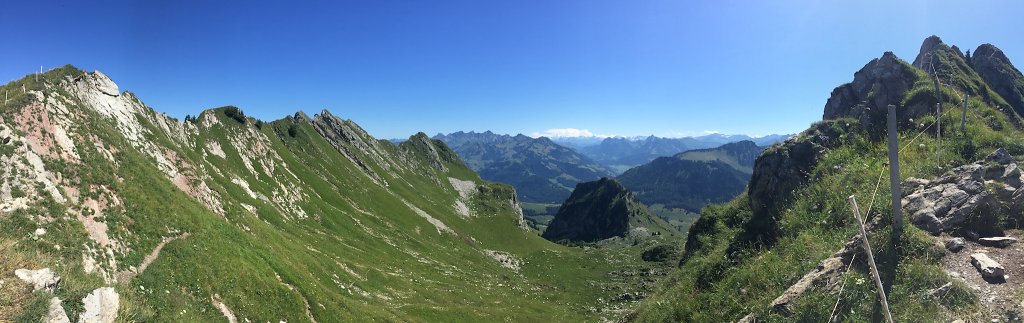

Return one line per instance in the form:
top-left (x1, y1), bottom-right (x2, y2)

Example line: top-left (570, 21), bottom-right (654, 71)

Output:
top-left (2, 2), bottom-right (1022, 321)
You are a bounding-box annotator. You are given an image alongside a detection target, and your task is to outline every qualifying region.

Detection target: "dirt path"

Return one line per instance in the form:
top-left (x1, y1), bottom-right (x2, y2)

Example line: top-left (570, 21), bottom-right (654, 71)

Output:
top-left (941, 230), bottom-right (1023, 321)
top-left (117, 233), bottom-right (190, 283)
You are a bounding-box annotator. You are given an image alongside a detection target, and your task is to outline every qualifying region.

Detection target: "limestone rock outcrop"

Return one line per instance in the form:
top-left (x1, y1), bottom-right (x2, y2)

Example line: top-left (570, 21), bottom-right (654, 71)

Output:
top-left (14, 268), bottom-right (60, 293)
top-left (902, 148), bottom-right (1023, 235)
top-left (78, 287), bottom-right (119, 323)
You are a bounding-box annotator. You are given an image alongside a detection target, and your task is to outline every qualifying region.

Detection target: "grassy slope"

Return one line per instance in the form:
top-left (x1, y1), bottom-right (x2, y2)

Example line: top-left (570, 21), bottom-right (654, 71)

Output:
top-left (0, 67), bottom-right (681, 322)
top-left (631, 59), bottom-right (1023, 321)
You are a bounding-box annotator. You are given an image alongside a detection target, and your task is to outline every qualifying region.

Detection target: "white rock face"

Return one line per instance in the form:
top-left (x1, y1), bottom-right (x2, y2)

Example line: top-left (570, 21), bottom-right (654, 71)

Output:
top-left (78, 287), bottom-right (119, 323)
top-left (46, 297), bottom-right (71, 323)
top-left (970, 253), bottom-right (1005, 280)
top-left (89, 71), bottom-right (120, 96)
top-left (14, 268), bottom-right (60, 292)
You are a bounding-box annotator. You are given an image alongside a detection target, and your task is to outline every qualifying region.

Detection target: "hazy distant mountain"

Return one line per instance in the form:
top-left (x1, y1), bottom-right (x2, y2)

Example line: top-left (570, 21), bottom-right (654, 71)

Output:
top-left (435, 131), bottom-right (613, 203)
top-left (578, 134), bottom-right (789, 174)
top-left (546, 136), bottom-right (606, 149)
top-left (616, 141), bottom-right (764, 212)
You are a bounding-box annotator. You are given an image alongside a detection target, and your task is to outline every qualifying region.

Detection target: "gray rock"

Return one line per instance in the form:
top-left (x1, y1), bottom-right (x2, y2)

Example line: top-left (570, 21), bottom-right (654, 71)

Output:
top-left (78, 287), bottom-right (119, 323)
top-left (47, 297), bottom-right (70, 323)
top-left (970, 253), bottom-right (1005, 281)
top-left (965, 230), bottom-right (981, 241)
top-left (978, 237), bottom-right (1018, 248)
top-left (902, 149), bottom-right (1019, 234)
top-left (14, 268), bottom-right (60, 293)
top-left (971, 43), bottom-right (1024, 117)
top-left (946, 237), bottom-right (966, 252)
top-left (823, 51), bottom-right (920, 124)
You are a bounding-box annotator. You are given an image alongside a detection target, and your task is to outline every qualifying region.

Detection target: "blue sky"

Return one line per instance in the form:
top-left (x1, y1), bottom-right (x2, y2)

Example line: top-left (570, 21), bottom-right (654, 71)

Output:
top-left (1, 1), bottom-right (1022, 139)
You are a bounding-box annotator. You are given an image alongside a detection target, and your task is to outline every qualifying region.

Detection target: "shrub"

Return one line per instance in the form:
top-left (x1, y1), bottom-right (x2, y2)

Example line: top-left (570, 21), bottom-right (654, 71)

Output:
top-left (223, 106), bottom-right (246, 123)
top-left (287, 124), bottom-right (298, 137)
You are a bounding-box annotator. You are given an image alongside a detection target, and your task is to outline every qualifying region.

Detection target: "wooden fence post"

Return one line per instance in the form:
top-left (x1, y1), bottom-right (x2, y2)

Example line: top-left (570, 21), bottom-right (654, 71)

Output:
top-left (936, 102), bottom-right (942, 166)
top-left (887, 105), bottom-right (903, 234)
top-left (849, 195), bottom-right (895, 323)
top-left (961, 94), bottom-right (969, 131)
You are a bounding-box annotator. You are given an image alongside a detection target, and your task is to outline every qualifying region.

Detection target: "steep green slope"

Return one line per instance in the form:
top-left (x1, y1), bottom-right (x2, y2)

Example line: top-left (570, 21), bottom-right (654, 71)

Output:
top-left (435, 131), bottom-right (613, 204)
top-left (542, 178), bottom-right (678, 244)
top-left (615, 141), bottom-right (763, 232)
top-left (631, 36), bottom-right (1024, 322)
top-left (0, 66), bottom-right (667, 322)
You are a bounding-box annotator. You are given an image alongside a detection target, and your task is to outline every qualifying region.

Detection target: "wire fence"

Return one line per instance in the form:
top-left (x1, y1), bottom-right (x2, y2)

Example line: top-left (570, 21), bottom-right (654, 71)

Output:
top-left (828, 65), bottom-right (977, 322)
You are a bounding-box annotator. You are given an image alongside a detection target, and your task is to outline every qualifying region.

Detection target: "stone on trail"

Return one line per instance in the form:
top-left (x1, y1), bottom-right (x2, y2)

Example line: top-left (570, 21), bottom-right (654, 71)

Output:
top-left (970, 253), bottom-right (1006, 281)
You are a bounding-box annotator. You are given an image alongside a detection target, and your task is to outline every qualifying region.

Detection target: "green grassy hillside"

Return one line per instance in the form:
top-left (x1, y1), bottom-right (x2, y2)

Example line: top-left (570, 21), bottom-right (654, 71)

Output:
top-left (0, 66), bottom-right (673, 322)
top-left (630, 37), bottom-right (1024, 322)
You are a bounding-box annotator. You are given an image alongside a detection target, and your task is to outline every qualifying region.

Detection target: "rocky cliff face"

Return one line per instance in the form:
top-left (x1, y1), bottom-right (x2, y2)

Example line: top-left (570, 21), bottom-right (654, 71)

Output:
top-left (542, 178), bottom-right (676, 243)
top-left (822, 51), bottom-right (921, 125)
top-left (971, 43), bottom-right (1024, 117)
top-left (744, 120), bottom-right (853, 243)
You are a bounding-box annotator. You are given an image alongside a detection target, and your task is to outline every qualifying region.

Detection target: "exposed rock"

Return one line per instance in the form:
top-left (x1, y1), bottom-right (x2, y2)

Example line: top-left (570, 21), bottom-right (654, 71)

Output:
top-left (88, 71), bottom-right (120, 97)
top-left (979, 237), bottom-right (1018, 248)
top-left (902, 148), bottom-right (1022, 235)
top-left (971, 43), bottom-right (1024, 117)
top-left (47, 297), bottom-right (70, 323)
top-left (912, 35), bottom-right (949, 69)
top-left (78, 287), bottom-right (119, 323)
top-left (542, 178), bottom-right (676, 243)
top-left (746, 120), bottom-right (853, 243)
top-left (970, 253), bottom-right (1005, 281)
top-left (823, 51), bottom-right (920, 125)
top-left (767, 222), bottom-right (868, 316)
top-left (946, 237), bottom-right (966, 252)
top-left (14, 268), bottom-right (60, 293)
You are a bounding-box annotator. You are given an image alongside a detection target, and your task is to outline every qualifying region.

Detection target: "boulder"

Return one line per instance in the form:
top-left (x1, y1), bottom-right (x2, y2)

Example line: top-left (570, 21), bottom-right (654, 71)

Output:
top-left (970, 253), bottom-right (1005, 281)
top-left (78, 287), bottom-right (119, 323)
top-left (945, 237), bottom-right (966, 252)
top-left (978, 237), bottom-right (1018, 248)
top-left (14, 268), bottom-right (60, 293)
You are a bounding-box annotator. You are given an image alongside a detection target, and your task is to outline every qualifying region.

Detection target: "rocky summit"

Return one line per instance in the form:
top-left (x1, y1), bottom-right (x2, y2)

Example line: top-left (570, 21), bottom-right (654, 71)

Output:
top-left (542, 178), bottom-right (678, 244)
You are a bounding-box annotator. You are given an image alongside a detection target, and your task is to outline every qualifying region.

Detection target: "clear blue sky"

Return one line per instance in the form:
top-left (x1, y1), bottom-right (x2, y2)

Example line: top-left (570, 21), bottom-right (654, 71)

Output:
top-left (2, 1), bottom-right (1021, 139)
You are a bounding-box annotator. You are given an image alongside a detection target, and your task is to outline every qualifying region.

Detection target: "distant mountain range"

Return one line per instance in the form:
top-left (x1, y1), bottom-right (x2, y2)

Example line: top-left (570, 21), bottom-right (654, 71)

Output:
top-left (431, 131), bottom-right (787, 231)
top-left (617, 140), bottom-right (764, 213)
top-left (434, 131), bottom-right (613, 204)
top-left (562, 134), bottom-right (789, 174)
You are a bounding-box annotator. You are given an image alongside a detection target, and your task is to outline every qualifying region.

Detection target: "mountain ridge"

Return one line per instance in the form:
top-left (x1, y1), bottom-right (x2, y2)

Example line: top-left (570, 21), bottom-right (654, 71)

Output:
top-left (0, 65), bottom-right (669, 322)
